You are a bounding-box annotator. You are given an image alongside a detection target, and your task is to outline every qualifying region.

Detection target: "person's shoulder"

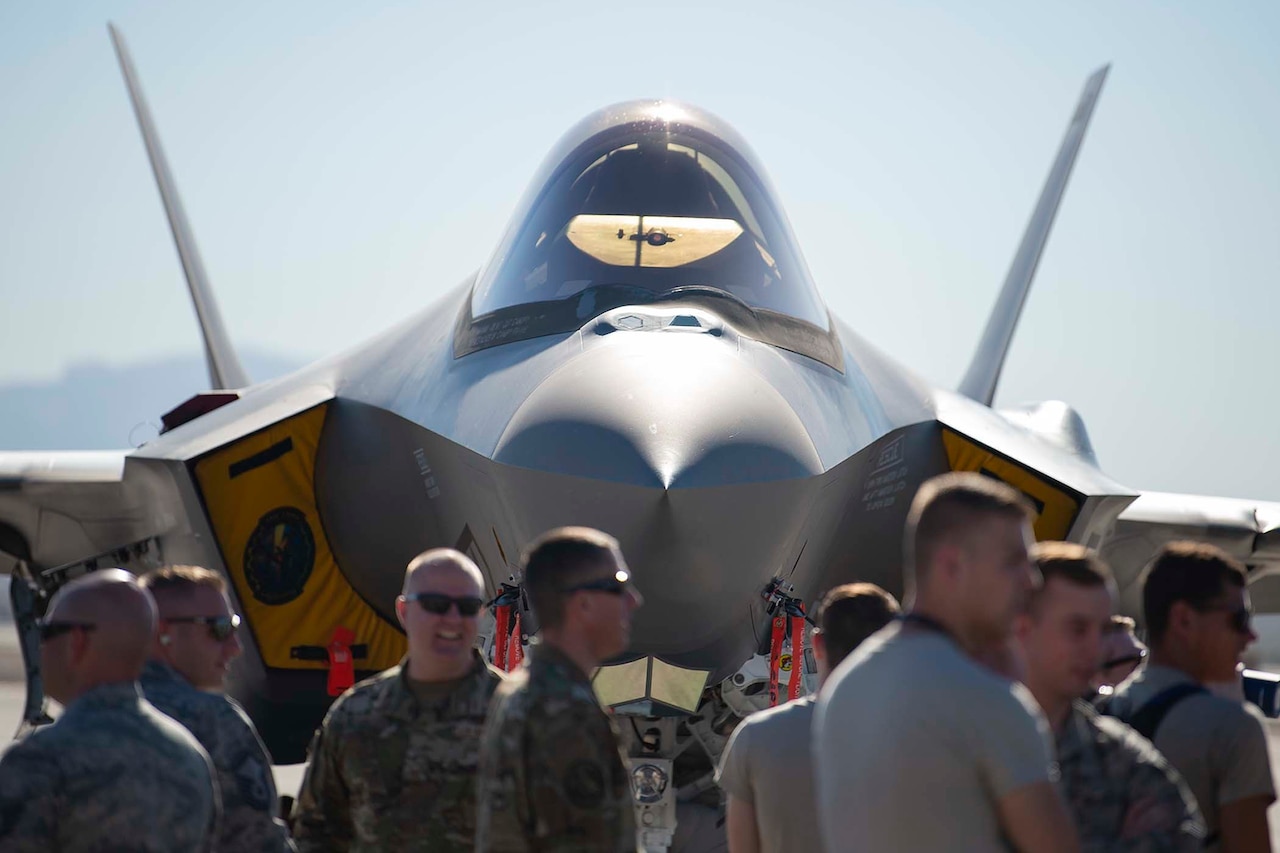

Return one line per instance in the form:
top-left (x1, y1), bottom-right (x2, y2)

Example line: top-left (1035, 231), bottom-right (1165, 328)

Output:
top-left (0, 726), bottom-right (57, 765)
top-left (152, 677), bottom-right (231, 725)
top-left (741, 696), bottom-right (815, 735)
top-left (139, 699), bottom-right (214, 762)
top-left (476, 660), bottom-right (507, 698)
top-left (488, 668), bottom-right (533, 719)
top-left (1080, 702), bottom-right (1165, 760)
top-left (1194, 691), bottom-right (1270, 745)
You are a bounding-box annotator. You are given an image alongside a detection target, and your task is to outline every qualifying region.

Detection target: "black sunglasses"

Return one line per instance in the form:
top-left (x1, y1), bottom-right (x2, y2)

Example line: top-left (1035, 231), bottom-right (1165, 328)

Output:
top-left (167, 614), bottom-right (242, 641)
top-left (404, 593), bottom-right (484, 617)
top-left (38, 620), bottom-right (97, 642)
top-left (1196, 604), bottom-right (1253, 635)
top-left (565, 568), bottom-right (634, 596)
top-left (1099, 649), bottom-right (1147, 672)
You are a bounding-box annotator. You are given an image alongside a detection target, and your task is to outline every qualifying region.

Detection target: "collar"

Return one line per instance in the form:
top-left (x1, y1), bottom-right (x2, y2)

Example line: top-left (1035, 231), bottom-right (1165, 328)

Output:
top-left (1055, 700), bottom-right (1097, 763)
top-left (377, 649), bottom-right (499, 722)
top-left (900, 612), bottom-right (958, 644)
top-left (140, 658), bottom-right (191, 689)
top-left (529, 642), bottom-right (595, 688)
top-left (64, 681), bottom-right (144, 718)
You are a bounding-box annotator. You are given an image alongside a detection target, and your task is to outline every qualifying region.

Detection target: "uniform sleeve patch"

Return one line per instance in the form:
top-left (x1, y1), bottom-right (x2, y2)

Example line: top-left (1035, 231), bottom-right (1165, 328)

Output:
top-left (563, 759), bottom-right (606, 809)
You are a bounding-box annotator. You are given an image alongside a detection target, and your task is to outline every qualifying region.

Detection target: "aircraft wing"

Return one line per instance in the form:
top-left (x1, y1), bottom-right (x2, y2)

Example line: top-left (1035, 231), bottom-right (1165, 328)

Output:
top-left (0, 450), bottom-right (158, 576)
top-left (1101, 492), bottom-right (1280, 612)
top-left (929, 393), bottom-right (1280, 613)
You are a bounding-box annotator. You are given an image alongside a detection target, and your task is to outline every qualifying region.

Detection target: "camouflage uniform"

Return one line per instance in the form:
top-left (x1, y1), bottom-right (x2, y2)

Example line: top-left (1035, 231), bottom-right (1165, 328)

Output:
top-left (1057, 700), bottom-right (1205, 852)
top-left (475, 643), bottom-right (637, 853)
top-left (0, 681), bottom-right (220, 852)
top-left (140, 659), bottom-right (295, 852)
top-left (292, 650), bottom-right (504, 852)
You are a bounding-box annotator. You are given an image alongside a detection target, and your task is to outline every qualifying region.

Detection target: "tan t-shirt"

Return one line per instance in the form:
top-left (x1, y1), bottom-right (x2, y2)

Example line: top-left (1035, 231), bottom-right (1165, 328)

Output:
top-left (1109, 664), bottom-right (1275, 848)
top-left (813, 624), bottom-right (1055, 852)
top-left (716, 697), bottom-right (821, 853)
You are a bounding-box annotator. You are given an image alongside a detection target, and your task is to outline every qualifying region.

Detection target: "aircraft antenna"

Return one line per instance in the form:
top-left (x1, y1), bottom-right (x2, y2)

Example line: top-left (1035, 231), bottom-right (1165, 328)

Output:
top-left (957, 65), bottom-right (1109, 406)
top-left (107, 23), bottom-right (250, 391)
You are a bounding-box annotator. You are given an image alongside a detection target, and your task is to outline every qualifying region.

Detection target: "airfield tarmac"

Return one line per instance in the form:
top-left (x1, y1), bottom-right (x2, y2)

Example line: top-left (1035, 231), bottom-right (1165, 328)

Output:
top-left (4, 603), bottom-right (1280, 846)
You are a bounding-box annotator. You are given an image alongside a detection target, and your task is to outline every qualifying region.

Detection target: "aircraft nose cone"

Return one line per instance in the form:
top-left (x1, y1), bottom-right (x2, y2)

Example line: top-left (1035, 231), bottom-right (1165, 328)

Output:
top-left (493, 333), bottom-right (822, 488)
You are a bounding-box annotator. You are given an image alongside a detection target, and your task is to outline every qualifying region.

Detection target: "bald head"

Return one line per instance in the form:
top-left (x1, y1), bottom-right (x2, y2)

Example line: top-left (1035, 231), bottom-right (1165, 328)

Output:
top-left (42, 570), bottom-right (157, 703)
top-left (403, 548), bottom-right (485, 595)
top-left (398, 548), bottom-right (487, 682)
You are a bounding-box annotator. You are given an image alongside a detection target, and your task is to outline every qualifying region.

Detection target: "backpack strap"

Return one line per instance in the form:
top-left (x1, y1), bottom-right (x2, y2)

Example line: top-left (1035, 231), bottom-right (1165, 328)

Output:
top-left (1125, 683), bottom-right (1207, 741)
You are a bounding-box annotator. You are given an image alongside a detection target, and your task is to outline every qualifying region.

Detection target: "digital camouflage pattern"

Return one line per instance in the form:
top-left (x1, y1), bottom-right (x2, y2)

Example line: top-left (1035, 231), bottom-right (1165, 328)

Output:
top-left (292, 651), bottom-right (504, 852)
top-left (0, 682), bottom-right (220, 852)
top-left (475, 643), bottom-right (637, 853)
top-left (1057, 701), bottom-right (1205, 852)
top-left (140, 659), bottom-right (295, 852)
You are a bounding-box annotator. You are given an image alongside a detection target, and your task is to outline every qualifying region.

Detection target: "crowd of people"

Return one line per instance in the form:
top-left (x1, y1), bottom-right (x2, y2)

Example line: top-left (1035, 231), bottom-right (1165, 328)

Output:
top-left (0, 471), bottom-right (1272, 852)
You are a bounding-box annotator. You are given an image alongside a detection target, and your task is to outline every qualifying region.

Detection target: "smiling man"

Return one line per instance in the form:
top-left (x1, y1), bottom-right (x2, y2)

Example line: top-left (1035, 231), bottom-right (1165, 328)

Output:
top-left (139, 565), bottom-right (293, 853)
top-left (292, 549), bottom-right (505, 852)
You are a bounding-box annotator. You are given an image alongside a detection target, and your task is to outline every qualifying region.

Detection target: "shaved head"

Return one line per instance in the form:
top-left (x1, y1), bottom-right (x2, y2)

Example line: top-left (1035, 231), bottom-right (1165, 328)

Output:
top-left (397, 548), bottom-right (487, 681)
top-left (42, 569), bottom-right (157, 703)
top-left (403, 548), bottom-right (485, 594)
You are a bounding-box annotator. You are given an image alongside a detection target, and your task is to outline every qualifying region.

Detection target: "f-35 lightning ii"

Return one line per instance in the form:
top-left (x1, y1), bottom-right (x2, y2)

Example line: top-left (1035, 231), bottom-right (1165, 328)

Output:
top-left (3, 26), bottom-right (1278, 850)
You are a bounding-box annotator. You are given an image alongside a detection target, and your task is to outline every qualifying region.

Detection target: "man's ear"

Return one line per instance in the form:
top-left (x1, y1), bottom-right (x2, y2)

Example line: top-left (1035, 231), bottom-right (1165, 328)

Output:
top-left (1012, 612), bottom-right (1032, 642)
top-left (811, 631), bottom-right (827, 667)
top-left (1168, 600), bottom-right (1195, 639)
top-left (934, 541), bottom-right (964, 583)
top-left (70, 628), bottom-right (93, 665)
top-left (395, 596), bottom-right (407, 630)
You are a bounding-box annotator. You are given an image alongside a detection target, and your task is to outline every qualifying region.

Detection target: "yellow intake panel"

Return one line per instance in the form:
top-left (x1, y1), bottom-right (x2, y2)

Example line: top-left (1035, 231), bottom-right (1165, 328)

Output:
top-left (942, 427), bottom-right (1081, 541)
top-left (193, 403), bottom-right (406, 672)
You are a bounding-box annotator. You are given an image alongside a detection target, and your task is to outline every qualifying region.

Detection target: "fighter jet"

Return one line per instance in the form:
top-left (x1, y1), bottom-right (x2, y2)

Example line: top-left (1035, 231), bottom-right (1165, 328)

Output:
top-left (3, 26), bottom-right (1279, 848)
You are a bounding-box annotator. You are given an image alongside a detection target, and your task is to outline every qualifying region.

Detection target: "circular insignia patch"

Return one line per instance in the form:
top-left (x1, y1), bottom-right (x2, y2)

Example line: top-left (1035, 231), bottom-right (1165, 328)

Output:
top-left (243, 506), bottom-right (315, 605)
top-left (563, 759), bottom-right (606, 809)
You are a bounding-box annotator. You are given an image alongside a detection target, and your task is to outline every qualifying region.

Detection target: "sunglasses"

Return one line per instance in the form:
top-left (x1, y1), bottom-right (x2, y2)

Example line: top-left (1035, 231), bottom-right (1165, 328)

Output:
top-left (564, 569), bottom-right (641, 602)
top-left (404, 593), bottom-right (484, 617)
top-left (167, 614), bottom-right (242, 641)
top-left (1196, 603), bottom-right (1253, 635)
top-left (38, 620), bottom-right (97, 642)
top-left (1099, 649), bottom-right (1147, 672)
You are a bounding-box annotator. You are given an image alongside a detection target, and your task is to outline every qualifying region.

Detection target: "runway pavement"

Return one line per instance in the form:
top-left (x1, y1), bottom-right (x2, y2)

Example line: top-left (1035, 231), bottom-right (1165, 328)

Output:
top-left (4, 606), bottom-right (1280, 845)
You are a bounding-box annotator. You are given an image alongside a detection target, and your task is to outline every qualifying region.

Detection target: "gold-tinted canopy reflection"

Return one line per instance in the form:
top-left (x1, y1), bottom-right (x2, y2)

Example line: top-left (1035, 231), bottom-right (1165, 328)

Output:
top-left (566, 215), bottom-right (743, 269)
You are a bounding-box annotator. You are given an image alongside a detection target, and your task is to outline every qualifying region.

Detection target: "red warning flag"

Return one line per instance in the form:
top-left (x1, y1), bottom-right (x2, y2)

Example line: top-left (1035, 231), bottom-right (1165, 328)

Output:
top-left (768, 615), bottom-right (786, 707)
top-left (494, 604), bottom-right (510, 670)
top-left (507, 612), bottom-right (524, 670)
top-left (787, 615), bottom-right (806, 701)
top-left (326, 625), bottom-right (357, 697)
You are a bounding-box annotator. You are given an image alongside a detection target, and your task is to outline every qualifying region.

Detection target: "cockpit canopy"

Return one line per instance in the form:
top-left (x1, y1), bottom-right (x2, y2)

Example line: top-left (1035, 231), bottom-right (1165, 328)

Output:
top-left (462, 101), bottom-right (839, 368)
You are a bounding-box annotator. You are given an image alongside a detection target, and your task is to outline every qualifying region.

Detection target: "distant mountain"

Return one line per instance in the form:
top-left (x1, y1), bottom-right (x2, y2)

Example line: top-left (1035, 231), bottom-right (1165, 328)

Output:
top-left (0, 352), bottom-right (305, 450)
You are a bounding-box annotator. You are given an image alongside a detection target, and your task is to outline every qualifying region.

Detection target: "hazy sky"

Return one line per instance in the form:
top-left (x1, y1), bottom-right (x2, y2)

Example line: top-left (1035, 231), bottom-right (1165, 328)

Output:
top-left (1, 1), bottom-right (1277, 500)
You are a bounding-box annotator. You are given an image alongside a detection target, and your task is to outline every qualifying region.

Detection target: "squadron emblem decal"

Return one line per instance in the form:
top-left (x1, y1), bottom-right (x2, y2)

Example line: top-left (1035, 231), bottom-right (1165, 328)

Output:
top-left (243, 506), bottom-right (316, 605)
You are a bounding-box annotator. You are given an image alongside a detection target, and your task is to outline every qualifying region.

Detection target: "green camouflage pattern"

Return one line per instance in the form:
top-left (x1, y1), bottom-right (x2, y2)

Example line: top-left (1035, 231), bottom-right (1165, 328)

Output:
top-left (475, 643), bottom-right (637, 853)
top-left (292, 651), bottom-right (504, 853)
top-left (0, 682), bottom-right (221, 852)
top-left (1058, 701), bottom-right (1205, 851)
top-left (141, 659), bottom-right (294, 852)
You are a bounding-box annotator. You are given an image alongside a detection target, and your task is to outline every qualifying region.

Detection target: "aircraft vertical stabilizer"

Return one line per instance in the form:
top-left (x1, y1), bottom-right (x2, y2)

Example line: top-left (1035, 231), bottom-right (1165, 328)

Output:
top-left (958, 65), bottom-right (1109, 406)
top-left (108, 23), bottom-right (249, 391)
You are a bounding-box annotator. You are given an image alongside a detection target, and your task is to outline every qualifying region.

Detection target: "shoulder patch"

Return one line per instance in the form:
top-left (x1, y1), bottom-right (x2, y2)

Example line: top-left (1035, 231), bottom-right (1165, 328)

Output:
top-left (563, 759), bottom-right (607, 809)
top-left (234, 752), bottom-right (274, 811)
